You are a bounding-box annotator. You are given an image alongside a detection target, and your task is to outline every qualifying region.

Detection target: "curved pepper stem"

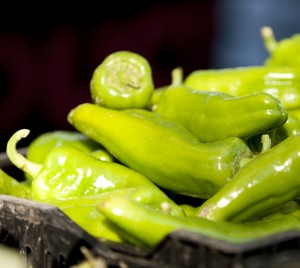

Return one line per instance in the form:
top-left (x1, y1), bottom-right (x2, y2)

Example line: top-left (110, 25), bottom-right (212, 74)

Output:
top-left (261, 26), bottom-right (278, 54)
top-left (6, 129), bottom-right (42, 179)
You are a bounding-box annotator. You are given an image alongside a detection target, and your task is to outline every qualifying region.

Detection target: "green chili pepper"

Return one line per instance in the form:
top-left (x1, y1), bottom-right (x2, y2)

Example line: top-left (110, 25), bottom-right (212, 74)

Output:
top-left (67, 103), bottom-right (253, 198)
top-left (0, 169), bottom-right (30, 198)
top-left (154, 85), bottom-right (287, 142)
top-left (272, 114), bottom-right (300, 141)
top-left (90, 50), bottom-right (154, 109)
top-left (288, 109), bottom-right (300, 121)
top-left (97, 196), bottom-right (300, 248)
top-left (25, 130), bottom-right (111, 181)
top-left (184, 66), bottom-right (300, 110)
top-left (245, 134), bottom-right (271, 157)
top-left (89, 149), bottom-right (115, 162)
top-left (261, 26), bottom-right (300, 67)
top-left (146, 86), bottom-right (167, 111)
top-left (179, 204), bottom-right (197, 217)
top-left (6, 129), bottom-right (184, 217)
top-left (147, 67), bottom-right (184, 111)
top-left (54, 197), bottom-right (124, 243)
top-left (48, 187), bottom-right (185, 243)
top-left (247, 114), bottom-right (300, 154)
top-left (26, 130), bottom-right (102, 162)
top-left (194, 134), bottom-right (300, 222)
top-left (63, 206), bottom-right (122, 242)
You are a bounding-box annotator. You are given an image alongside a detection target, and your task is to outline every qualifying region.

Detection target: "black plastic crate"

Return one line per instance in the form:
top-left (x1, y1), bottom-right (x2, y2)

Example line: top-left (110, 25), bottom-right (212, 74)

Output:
top-left (2, 150), bottom-right (300, 268)
top-left (2, 194), bottom-right (300, 268)
top-left (155, 229), bottom-right (300, 268)
top-left (0, 194), bottom-right (163, 268)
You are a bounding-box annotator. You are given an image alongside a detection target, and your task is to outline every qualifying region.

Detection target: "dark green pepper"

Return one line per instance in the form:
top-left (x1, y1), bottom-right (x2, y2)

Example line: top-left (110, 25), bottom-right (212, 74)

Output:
top-left (90, 50), bottom-right (154, 109)
top-left (67, 103), bottom-right (253, 198)
top-left (261, 26), bottom-right (300, 67)
top-left (97, 195), bottom-right (300, 248)
top-left (184, 66), bottom-right (300, 110)
top-left (195, 134), bottom-right (300, 222)
top-left (154, 85), bottom-right (287, 142)
top-left (6, 129), bottom-right (184, 217)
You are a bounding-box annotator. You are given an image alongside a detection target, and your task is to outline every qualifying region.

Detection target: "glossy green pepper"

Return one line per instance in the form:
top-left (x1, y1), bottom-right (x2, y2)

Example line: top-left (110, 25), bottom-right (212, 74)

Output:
top-left (6, 129), bottom-right (184, 217)
top-left (97, 195), bottom-right (300, 248)
top-left (146, 85), bottom-right (167, 111)
top-left (49, 195), bottom-right (124, 243)
top-left (89, 149), bottom-right (115, 162)
top-left (287, 109), bottom-right (300, 121)
top-left (261, 26), bottom-right (300, 67)
top-left (26, 130), bottom-right (101, 161)
top-left (147, 67), bottom-right (184, 111)
top-left (195, 134), bottom-right (300, 222)
top-left (179, 204), bottom-right (197, 217)
top-left (184, 66), bottom-right (300, 110)
top-left (67, 103), bottom-right (253, 198)
top-left (25, 130), bottom-right (113, 181)
top-left (154, 85), bottom-right (287, 142)
top-left (90, 50), bottom-right (154, 109)
top-left (49, 187), bottom-right (185, 243)
top-left (0, 169), bottom-right (30, 198)
top-left (247, 114), bottom-right (300, 153)
top-left (271, 114), bottom-right (300, 143)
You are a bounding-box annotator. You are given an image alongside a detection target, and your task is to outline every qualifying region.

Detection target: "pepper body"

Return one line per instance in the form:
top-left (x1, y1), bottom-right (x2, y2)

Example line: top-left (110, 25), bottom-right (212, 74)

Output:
top-left (247, 114), bottom-right (300, 153)
top-left (49, 187), bottom-right (184, 243)
top-left (270, 114), bottom-right (300, 144)
top-left (180, 204), bottom-right (197, 217)
top-left (261, 27), bottom-right (300, 67)
top-left (90, 51), bottom-right (154, 109)
top-left (195, 134), bottom-right (300, 222)
top-left (146, 86), bottom-right (167, 110)
top-left (67, 103), bottom-right (253, 198)
top-left (6, 129), bottom-right (184, 216)
top-left (26, 130), bottom-right (114, 162)
top-left (30, 144), bottom-right (152, 198)
top-left (97, 196), bottom-right (300, 248)
top-left (265, 35), bottom-right (300, 66)
top-left (28, 144), bottom-right (181, 217)
top-left (27, 130), bottom-right (100, 157)
top-left (155, 85), bottom-right (287, 142)
top-left (0, 169), bottom-right (29, 198)
top-left (288, 109), bottom-right (300, 121)
top-left (89, 149), bottom-right (115, 162)
top-left (184, 66), bottom-right (300, 110)
top-left (54, 196), bottom-right (124, 242)
top-left (25, 130), bottom-right (109, 181)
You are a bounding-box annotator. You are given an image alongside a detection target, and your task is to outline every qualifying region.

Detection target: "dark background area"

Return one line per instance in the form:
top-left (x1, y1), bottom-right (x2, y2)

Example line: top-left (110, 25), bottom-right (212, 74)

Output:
top-left (1, 0), bottom-right (300, 151)
top-left (0, 1), bottom-right (215, 150)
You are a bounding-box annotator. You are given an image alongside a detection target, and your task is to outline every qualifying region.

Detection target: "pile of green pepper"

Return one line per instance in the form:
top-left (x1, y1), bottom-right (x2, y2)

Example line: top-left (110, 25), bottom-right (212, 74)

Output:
top-left (3, 33), bottom-right (300, 249)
